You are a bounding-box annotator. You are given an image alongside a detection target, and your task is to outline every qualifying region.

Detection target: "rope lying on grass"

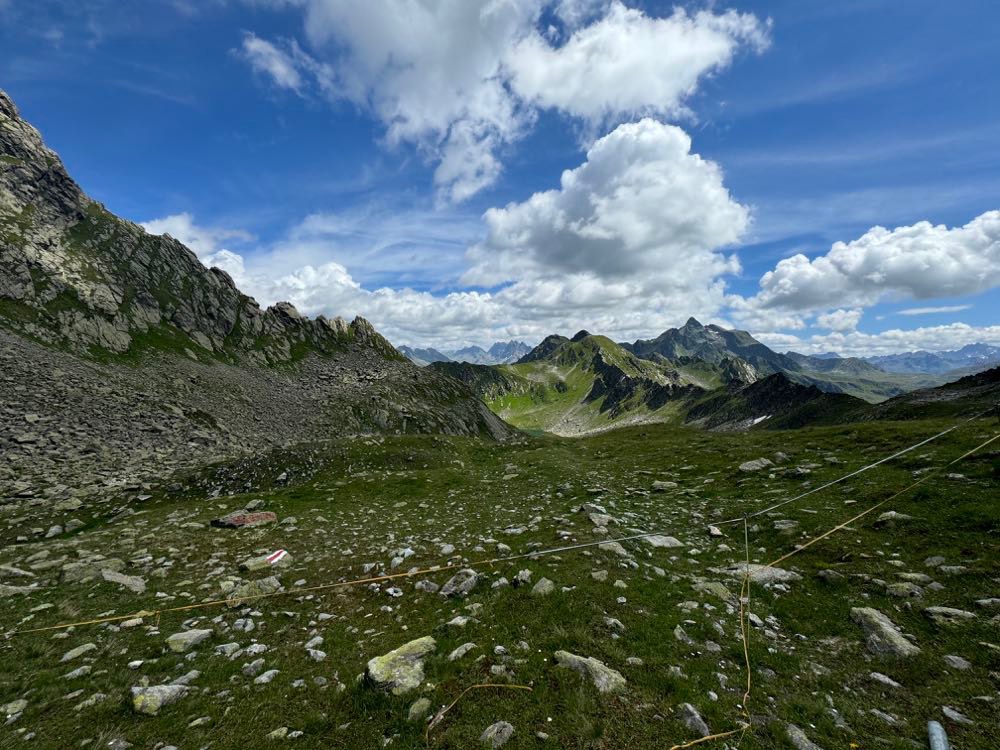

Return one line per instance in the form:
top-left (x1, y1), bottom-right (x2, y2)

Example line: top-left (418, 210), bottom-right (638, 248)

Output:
top-left (665, 429), bottom-right (999, 750)
top-left (715, 404), bottom-right (997, 528)
top-left (5, 529), bottom-right (716, 636)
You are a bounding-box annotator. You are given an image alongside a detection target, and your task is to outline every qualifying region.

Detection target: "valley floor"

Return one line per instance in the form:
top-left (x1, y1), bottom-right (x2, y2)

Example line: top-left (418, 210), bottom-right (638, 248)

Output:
top-left (1, 419), bottom-right (998, 749)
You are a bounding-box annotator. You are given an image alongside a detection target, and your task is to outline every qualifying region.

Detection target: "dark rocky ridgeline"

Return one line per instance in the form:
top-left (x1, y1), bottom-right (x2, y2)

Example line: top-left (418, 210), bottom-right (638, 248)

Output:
top-left (0, 88), bottom-right (512, 519)
top-left (683, 373), bottom-right (865, 431)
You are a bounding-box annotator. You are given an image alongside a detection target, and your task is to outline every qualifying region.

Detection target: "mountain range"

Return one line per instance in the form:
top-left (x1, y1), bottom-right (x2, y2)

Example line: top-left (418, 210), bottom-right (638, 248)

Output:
top-left (857, 343), bottom-right (1000, 374)
top-left (429, 318), bottom-right (1000, 436)
top-left (398, 340), bottom-right (531, 367)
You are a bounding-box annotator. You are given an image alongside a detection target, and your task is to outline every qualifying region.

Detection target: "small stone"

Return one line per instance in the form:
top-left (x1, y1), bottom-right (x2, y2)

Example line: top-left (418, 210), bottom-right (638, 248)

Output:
top-left (60, 643), bottom-right (97, 662)
top-left (480, 720), bottom-right (514, 748)
top-left (440, 569), bottom-right (478, 598)
top-left (553, 651), bottom-right (626, 693)
top-left (786, 724), bottom-right (823, 750)
top-left (677, 703), bottom-right (710, 737)
top-left (943, 654), bottom-right (971, 670)
top-left (131, 685), bottom-right (187, 716)
top-left (166, 629), bottom-right (212, 653)
top-left (850, 608), bottom-right (920, 658)
top-left (531, 578), bottom-right (555, 596)
top-left (408, 697), bottom-right (431, 722)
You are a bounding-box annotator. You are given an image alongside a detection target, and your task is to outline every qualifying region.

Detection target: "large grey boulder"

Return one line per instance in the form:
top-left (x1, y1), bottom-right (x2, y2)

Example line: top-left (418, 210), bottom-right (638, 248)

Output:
top-left (553, 651), bottom-right (626, 693)
top-left (850, 608), bottom-right (920, 657)
top-left (365, 636), bottom-right (436, 695)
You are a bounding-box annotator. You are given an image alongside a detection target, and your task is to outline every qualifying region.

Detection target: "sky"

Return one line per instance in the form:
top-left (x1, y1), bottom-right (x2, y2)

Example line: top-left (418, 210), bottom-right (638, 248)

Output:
top-left (2, 0), bottom-right (999, 356)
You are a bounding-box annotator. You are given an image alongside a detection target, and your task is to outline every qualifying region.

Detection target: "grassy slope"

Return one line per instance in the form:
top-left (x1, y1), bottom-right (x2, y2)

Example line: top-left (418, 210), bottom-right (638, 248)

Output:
top-left (1, 418), bottom-right (998, 749)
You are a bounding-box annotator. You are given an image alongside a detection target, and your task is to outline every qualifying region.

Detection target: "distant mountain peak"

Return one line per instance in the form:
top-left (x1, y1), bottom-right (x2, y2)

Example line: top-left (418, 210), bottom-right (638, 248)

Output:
top-left (571, 329), bottom-right (591, 342)
top-left (683, 317), bottom-right (704, 329)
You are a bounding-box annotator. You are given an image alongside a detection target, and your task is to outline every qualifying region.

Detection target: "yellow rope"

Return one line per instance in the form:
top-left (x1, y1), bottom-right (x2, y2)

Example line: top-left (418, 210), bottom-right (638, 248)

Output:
top-left (763, 431), bottom-right (1000, 572)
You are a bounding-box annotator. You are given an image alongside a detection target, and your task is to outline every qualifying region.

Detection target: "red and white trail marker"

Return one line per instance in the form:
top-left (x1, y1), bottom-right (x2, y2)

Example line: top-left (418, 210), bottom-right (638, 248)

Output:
top-left (266, 549), bottom-right (288, 565)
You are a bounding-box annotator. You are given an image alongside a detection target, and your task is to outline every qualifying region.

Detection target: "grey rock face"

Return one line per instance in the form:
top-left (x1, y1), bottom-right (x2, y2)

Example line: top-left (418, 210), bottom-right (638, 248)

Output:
top-left (365, 636), bottom-right (436, 695)
top-left (553, 651), bottom-right (626, 693)
top-left (850, 608), bottom-right (920, 657)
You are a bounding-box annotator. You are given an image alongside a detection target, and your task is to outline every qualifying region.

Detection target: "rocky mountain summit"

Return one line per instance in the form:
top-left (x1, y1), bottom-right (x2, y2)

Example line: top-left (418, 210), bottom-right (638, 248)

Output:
top-left (0, 89), bottom-right (511, 517)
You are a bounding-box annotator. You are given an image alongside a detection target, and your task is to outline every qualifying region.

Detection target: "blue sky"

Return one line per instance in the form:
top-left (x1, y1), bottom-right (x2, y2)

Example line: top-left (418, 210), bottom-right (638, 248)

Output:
top-left (2, 0), bottom-right (998, 354)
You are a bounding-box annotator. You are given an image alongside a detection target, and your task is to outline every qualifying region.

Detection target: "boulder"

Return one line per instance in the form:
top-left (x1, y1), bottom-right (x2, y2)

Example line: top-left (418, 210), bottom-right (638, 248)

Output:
top-left (721, 563), bottom-right (801, 584)
top-left (850, 608), bottom-right (920, 657)
top-left (166, 629), bottom-right (212, 653)
top-left (786, 724), bottom-right (824, 750)
top-left (131, 684), bottom-right (187, 716)
top-left (553, 651), bottom-right (626, 693)
top-left (440, 569), bottom-right (478, 598)
top-left (101, 569), bottom-right (146, 594)
top-left (365, 636), bottom-right (436, 695)
top-left (531, 578), bottom-right (555, 596)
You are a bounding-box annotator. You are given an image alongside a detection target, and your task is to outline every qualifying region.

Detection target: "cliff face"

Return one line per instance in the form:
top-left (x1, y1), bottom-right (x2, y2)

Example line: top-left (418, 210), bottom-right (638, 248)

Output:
top-left (0, 89), bottom-right (393, 365)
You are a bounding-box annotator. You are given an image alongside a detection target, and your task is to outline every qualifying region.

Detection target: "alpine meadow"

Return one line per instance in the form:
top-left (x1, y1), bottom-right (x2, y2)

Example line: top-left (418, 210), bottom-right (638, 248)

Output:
top-left (1, 3), bottom-right (999, 750)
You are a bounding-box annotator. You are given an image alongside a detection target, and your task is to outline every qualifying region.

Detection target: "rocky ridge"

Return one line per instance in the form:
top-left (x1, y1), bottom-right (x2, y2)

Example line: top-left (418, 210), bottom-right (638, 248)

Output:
top-left (0, 88), bottom-right (512, 518)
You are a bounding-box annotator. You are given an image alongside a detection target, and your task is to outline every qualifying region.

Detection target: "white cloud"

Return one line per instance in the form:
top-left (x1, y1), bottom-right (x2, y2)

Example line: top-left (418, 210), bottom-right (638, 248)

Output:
top-left (238, 32), bottom-right (305, 92)
top-left (898, 304), bottom-right (972, 316)
top-left (815, 308), bottom-right (862, 332)
top-left (466, 118), bottom-right (749, 285)
top-left (745, 210), bottom-right (1000, 312)
top-left (142, 119), bottom-right (752, 350)
top-left (140, 212), bottom-right (253, 257)
top-left (238, 0), bottom-right (769, 201)
top-left (508, 4), bottom-right (769, 125)
top-left (755, 323), bottom-right (1000, 358)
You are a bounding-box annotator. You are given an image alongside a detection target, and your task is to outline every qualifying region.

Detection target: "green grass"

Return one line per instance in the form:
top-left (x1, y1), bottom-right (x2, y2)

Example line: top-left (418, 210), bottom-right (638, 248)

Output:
top-left (1, 417), bottom-right (997, 748)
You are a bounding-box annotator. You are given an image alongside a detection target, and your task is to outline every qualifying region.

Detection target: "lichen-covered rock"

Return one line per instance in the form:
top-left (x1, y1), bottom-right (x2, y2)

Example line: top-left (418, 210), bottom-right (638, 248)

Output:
top-left (130, 684), bottom-right (187, 716)
top-left (365, 636), bottom-right (436, 695)
top-left (553, 651), bottom-right (626, 693)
